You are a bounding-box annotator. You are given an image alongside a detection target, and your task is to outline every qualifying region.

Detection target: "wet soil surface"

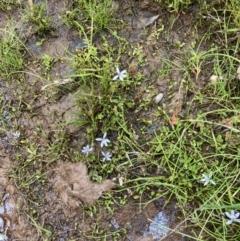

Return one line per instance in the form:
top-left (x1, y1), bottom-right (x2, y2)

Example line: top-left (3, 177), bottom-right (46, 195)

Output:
top-left (0, 0), bottom-right (216, 240)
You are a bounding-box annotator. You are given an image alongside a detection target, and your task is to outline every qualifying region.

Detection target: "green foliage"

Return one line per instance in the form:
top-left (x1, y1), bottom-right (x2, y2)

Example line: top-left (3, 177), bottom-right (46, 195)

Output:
top-left (0, 28), bottom-right (24, 78)
top-left (69, 1), bottom-right (240, 238)
top-left (2, 0), bottom-right (240, 240)
top-left (227, 0), bottom-right (240, 27)
top-left (154, 0), bottom-right (193, 12)
top-left (64, 0), bottom-right (113, 33)
top-left (81, 0), bottom-right (113, 30)
top-left (0, 0), bottom-right (20, 11)
top-left (42, 54), bottom-right (54, 71)
top-left (71, 34), bottom-right (134, 135)
top-left (24, 3), bottom-right (52, 34)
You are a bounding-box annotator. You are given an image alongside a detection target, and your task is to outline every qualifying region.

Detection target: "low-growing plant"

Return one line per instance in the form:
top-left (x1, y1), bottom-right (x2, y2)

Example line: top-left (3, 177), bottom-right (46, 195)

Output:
top-left (69, 27), bottom-right (134, 137)
top-left (65, 0), bottom-right (113, 34)
top-left (154, 0), bottom-right (193, 12)
top-left (23, 2), bottom-right (52, 35)
top-left (0, 0), bottom-right (21, 11)
top-left (0, 27), bottom-right (24, 78)
top-left (2, 0), bottom-right (240, 240)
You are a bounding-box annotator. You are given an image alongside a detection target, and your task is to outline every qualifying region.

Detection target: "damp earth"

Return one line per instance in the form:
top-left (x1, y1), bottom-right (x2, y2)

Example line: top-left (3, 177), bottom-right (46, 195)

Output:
top-left (0, 0), bottom-right (240, 240)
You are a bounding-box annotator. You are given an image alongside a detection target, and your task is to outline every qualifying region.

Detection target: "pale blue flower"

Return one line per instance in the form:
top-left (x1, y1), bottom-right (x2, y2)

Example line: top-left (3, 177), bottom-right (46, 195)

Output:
top-left (101, 151), bottom-right (111, 161)
top-left (81, 145), bottom-right (93, 155)
top-left (95, 133), bottom-right (110, 148)
top-left (113, 66), bottom-right (127, 81)
top-left (1, 136), bottom-right (8, 142)
top-left (0, 233), bottom-right (7, 241)
top-left (225, 210), bottom-right (240, 225)
top-left (201, 172), bottom-right (216, 186)
top-left (13, 131), bottom-right (20, 139)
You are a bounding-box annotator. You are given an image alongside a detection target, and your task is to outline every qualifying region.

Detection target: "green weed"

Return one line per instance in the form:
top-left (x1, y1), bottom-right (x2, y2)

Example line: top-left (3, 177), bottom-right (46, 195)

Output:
top-left (72, 1), bottom-right (240, 240)
top-left (154, 0), bottom-right (193, 12)
top-left (0, 27), bottom-right (24, 78)
top-left (64, 0), bottom-right (113, 34)
top-left (23, 2), bottom-right (52, 35)
top-left (0, 0), bottom-right (21, 11)
top-left (1, 0), bottom-right (240, 240)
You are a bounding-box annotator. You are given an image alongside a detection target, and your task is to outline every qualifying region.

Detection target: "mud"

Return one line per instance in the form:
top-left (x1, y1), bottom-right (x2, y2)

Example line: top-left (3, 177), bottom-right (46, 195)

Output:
top-left (0, 0), bottom-right (217, 240)
top-left (109, 199), bottom-right (189, 241)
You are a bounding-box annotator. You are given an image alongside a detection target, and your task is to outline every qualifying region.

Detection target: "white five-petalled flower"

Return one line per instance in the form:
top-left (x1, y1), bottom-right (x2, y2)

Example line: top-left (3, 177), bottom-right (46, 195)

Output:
top-left (95, 132), bottom-right (110, 148)
top-left (81, 145), bottom-right (93, 155)
top-left (101, 151), bottom-right (111, 161)
top-left (225, 210), bottom-right (240, 225)
top-left (113, 66), bottom-right (127, 81)
top-left (13, 131), bottom-right (20, 139)
top-left (201, 172), bottom-right (216, 186)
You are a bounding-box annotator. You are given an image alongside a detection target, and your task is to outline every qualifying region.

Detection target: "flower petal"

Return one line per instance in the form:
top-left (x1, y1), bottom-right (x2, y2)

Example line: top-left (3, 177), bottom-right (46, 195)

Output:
top-left (234, 218), bottom-right (240, 223)
top-left (95, 137), bottom-right (103, 141)
top-left (113, 74), bottom-right (119, 80)
top-left (200, 177), bottom-right (206, 182)
top-left (226, 220), bottom-right (232, 225)
top-left (116, 66), bottom-right (120, 74)
top-left (225, 212), bottom-right (231, 218)
top-left (102, 140), bottom-right (110, 147)
top-left (210, 180), bottom-right (216, 185)
top-left (235, 212), bottom-right (240, 219)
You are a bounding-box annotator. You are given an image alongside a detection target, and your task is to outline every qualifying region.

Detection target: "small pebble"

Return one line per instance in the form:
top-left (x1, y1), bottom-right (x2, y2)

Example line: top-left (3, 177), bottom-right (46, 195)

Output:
top-left (236, 65), bottom-right (240, 79)
top-left (209, 75), bottom-right (218, 84)
top-left (155, 93), bottom-right (163, 103)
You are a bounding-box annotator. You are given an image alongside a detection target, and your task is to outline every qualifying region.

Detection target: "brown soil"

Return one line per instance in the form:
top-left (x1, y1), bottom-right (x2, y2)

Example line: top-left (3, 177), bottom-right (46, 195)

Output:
top-left (0, 0), bottom-right (214, 240)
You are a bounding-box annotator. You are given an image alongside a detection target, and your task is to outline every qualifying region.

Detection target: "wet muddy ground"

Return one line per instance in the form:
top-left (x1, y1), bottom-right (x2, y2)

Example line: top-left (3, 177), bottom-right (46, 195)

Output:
top-left (0, 0), bottom-right (225, 240)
